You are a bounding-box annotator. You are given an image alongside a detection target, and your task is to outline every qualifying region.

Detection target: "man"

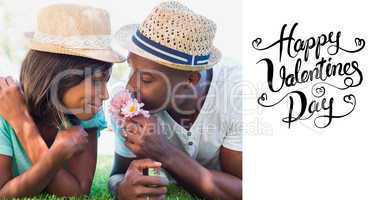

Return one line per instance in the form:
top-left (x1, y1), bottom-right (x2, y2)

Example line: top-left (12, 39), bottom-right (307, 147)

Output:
top-left (108, 1), bottom-right (243, 200)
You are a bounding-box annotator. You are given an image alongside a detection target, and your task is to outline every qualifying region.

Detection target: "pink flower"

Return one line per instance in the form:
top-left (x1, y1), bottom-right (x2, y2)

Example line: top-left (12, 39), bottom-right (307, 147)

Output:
top-left (109, 89), bottom-right (150, 125)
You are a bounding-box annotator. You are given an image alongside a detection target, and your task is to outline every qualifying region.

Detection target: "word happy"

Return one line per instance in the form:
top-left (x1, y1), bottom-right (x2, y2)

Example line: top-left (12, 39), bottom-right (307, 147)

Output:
top-left (252, 23), bottom-right (365, 128)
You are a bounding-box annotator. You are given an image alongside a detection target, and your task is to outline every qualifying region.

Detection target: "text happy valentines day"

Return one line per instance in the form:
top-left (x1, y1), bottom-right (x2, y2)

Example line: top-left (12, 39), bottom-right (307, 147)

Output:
top-left (252, 23), bottom-right (365, 128)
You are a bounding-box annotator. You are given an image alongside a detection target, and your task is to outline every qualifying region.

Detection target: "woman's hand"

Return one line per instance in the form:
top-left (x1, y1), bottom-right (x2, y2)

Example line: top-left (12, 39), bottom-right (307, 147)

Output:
top-left (0, 76), bottom-right (29, 125)
top-left (52, 126), bottom-right (89, 160)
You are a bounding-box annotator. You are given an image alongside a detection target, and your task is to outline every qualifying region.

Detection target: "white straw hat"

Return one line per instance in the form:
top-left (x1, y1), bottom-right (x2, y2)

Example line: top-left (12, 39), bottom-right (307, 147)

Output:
top-left (111, 1), bottom-right (222, 71)
top-left (25, 4), bottom-right (125, 63)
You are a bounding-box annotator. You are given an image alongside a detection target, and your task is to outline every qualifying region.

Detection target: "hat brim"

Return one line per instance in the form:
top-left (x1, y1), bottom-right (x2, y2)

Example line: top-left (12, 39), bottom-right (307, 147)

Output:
top-left (111, 24), bottom-right (222, 71)
top-left (25, 32), bottom-right (125, 63)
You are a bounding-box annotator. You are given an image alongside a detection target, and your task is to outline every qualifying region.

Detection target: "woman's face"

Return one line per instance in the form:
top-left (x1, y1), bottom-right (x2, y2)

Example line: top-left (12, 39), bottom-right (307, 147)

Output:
top-left (62, 68), bottom-right (112, 121)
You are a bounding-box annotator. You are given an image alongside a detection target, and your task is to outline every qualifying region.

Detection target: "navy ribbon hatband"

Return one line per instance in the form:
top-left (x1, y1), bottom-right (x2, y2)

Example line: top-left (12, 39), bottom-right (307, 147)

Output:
top-left (132, 30), bottom-right (210, 66)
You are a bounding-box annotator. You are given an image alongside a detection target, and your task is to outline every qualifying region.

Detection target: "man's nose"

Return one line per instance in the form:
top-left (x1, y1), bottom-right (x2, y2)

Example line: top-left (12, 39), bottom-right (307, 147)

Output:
top-left (126, 75), bottom-right (141, 100)
top-left (126, 77), bottom-right (135, 93)
top-left (126, 71), bottom-right (138, 91)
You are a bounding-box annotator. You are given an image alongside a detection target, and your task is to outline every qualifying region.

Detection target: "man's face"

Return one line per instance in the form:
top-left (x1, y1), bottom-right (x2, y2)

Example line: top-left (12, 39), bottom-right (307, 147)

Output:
top-left (126, 53), bottom-right (188, 113)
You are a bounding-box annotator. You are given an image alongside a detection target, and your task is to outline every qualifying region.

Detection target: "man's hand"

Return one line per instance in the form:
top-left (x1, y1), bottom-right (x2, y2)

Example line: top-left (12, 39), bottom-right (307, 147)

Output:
top-left (123, 116), bottom-right (172, 161)
top-left (117, 159), bottom-right (168, 200)
top-left (0, 76), bottom-right (29, 126)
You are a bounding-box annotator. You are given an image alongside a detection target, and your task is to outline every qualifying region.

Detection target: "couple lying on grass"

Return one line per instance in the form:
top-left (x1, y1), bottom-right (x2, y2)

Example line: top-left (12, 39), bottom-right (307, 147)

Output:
top-left (0, 2), bottom-right (242, 200)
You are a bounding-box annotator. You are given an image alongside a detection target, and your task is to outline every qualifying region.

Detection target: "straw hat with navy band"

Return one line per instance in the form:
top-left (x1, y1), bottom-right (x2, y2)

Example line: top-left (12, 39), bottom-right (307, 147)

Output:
top-left (25, 4), bottom-right (125, 63)
top-left (111, 1), bottom-right (222, 71)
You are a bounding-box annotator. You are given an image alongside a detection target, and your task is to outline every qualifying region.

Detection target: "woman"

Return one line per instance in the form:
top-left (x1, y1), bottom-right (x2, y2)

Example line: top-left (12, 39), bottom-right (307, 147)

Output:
top-left (0, 4), bottom-right (124, 198)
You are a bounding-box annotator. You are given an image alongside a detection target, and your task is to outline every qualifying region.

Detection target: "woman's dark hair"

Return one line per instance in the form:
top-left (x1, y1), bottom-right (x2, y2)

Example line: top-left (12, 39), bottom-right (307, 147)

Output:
top-left (20, 50), bottom-right (113, 126)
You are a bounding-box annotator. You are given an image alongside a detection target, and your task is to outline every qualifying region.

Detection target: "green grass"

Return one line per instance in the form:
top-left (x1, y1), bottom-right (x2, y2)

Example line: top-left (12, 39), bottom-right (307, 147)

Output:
top-left (16, 155), bottom-right (198, 200)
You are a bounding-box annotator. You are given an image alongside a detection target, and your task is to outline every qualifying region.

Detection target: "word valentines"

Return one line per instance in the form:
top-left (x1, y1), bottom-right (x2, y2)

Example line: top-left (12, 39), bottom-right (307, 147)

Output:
top-left (252, 22), bottom-right (365, 128)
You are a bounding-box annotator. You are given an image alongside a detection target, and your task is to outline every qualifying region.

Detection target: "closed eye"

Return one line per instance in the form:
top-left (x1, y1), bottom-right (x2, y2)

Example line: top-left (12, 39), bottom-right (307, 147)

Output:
top-left (141, 72), bottom-right (154, 83)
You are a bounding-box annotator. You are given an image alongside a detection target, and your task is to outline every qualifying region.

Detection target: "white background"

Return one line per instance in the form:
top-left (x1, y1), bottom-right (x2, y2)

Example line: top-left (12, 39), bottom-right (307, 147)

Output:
top-left (244, 0), bottom-right (375, 199)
